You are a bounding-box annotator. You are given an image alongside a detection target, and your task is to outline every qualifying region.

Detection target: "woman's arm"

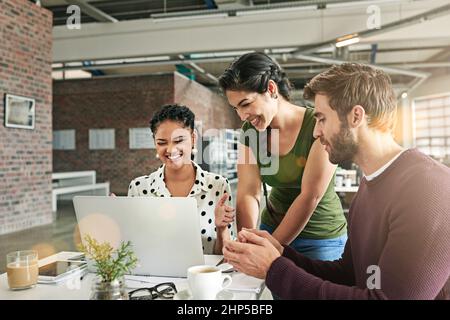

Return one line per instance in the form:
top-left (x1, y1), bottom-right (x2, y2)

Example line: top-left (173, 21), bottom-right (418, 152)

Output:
top-left (214, 180), bottom-right (235, 254)
top-left (271, 139), bottom-right (337, 245)
top-left (214, 227), bottom-right (231, 255)
top-left (236, 144), bottom-right (262, 232)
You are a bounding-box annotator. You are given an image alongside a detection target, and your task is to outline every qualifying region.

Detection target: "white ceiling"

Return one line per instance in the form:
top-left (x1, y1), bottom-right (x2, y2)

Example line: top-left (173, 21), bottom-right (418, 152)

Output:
top-left (47, 0), bottom-right (450, 93)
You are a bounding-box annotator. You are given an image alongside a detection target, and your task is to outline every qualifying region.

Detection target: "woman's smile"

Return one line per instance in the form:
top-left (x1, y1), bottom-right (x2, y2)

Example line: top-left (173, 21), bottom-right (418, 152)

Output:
top-left (166, 151), bottom-right (184, 163)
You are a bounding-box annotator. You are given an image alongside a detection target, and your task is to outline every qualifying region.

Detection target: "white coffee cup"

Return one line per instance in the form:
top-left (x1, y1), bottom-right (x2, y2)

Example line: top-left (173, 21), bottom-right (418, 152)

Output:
top-left (187, 265), bottom-right (232, 300)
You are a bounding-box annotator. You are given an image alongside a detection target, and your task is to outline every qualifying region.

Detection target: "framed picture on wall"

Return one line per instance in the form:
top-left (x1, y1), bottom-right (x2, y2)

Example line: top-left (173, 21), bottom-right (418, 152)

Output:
top-left (4, 93), bottom-right (35, 129)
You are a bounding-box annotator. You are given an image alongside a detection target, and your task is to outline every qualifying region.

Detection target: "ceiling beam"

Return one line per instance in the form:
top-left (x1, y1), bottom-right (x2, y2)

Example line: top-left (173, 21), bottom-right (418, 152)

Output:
top-left (425, 46), bottom-right (450, 62)
top-left (177, 54), bottom-right (219, 83)
top-left (53, 56), bottom-right (236, 72)
top-left (66, 0), bottom-right (118, 23)
top-left (53, 0), bottom-right (450, 62)
top-left (187, 62), bottom-right (218, 83)
top-left (391, 62), bottom-right (450, 69)
top-left (293, 2), bottom-right (450, 55)
top-left (289, 53), bottom-right (430, 78)
top-left (152, 0), bottom-right (410, 19)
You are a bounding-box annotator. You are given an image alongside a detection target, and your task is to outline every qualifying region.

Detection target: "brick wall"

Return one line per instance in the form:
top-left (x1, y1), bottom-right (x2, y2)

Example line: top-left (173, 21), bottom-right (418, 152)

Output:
top-left (174, 72), bottom-right (239, 131)
top-left (53, 73), bottom-right (240, 195)
top-left (0, 0), bottom-right (53, 235)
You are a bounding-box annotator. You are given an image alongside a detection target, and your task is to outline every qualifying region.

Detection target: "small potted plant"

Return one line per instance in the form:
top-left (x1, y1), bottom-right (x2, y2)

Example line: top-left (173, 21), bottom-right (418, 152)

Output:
top-left (78, 235), bottom-right (138, 300)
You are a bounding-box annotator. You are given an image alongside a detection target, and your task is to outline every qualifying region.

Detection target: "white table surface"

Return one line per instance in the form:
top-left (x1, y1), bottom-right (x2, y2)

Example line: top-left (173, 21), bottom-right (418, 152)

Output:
top-left (0, 252), bottom-right (265, 300)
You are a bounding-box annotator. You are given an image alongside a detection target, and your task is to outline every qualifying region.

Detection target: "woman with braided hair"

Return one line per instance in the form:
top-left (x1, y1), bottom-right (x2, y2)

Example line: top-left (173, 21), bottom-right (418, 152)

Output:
top-left (219, 52), bottom-right (347, 260)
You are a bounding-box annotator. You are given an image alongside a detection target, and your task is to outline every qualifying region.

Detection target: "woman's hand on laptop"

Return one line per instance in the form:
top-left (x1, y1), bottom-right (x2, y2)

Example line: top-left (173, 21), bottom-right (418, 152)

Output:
top-left (214, 194), bottom-right (235, 230)
top-left (109, 193), bottom-right (116, 197)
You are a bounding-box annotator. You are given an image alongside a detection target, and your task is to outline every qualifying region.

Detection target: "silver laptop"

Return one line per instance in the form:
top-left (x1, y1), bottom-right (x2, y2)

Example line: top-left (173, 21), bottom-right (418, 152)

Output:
top-left (73, 196), bottom-right (204, 277)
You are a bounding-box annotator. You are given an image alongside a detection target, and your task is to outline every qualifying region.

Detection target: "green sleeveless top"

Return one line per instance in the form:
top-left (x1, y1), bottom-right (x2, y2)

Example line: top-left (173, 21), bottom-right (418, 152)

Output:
top-left (240, 107), bottom-right (347, 239)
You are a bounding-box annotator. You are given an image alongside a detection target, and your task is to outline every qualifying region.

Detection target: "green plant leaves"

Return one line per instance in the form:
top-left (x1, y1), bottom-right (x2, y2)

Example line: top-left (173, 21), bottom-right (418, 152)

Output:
top-left (78, 235), bottom-right (138, 282)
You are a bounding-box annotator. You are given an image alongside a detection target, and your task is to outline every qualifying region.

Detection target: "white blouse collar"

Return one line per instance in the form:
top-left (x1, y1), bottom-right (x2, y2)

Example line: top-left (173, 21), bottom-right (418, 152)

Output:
top-left (152, 161), bottom-right (209, 197)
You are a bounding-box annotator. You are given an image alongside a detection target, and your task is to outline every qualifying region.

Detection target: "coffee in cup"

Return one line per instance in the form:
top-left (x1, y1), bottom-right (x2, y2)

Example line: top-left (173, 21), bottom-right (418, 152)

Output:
top-left (187, 265), bottom-right (232, 300)
top-left (6, 250), bottom-right (38, 290)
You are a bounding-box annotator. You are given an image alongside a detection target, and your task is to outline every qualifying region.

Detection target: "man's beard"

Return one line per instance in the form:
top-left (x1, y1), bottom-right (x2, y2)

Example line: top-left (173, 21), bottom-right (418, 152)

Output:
top-left (325, 122), bottom-right (358, 165)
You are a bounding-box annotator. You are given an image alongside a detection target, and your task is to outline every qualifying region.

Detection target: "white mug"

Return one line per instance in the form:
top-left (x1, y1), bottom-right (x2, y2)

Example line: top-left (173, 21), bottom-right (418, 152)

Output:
top-left (187, 265), bottom-right (232, 300)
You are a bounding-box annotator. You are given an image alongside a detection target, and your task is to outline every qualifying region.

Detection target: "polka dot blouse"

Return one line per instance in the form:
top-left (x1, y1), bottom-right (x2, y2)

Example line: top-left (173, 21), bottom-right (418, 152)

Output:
top-left (128, 161), bottom-right (236, 254)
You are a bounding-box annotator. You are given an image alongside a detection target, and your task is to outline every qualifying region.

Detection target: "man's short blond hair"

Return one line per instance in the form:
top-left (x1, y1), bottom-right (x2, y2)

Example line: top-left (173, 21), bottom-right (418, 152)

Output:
top-left (303, 63), bottom-right (397, 132)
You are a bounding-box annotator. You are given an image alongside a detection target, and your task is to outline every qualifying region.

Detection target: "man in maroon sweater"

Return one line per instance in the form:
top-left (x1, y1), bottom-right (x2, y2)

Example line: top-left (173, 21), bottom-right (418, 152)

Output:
top-left (223, 63), bottom-right (450, 299)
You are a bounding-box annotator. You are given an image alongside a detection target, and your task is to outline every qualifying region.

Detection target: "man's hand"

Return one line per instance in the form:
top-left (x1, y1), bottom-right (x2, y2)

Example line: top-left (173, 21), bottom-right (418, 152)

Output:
top-left (214, 194), bottom-right (235, 229)
top-left (238, 228), bottom-right (284, 255)
top-left (223, 232), bottom-right (281, 279)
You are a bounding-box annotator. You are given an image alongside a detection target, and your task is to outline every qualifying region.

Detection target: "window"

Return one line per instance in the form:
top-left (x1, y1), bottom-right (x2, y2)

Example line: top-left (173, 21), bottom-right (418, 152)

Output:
top-left (89, 129), bottom-right (115, 150)
top-left (413, 94), bottom-right (450, 159)
top-left (53, 130), bottom-right (75, 150)
top-left (129, 128), bottom-right (155, 149)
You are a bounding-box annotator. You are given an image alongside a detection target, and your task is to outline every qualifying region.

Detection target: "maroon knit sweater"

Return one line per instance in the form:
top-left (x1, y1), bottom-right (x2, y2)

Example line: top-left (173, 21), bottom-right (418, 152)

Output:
top-left (266, 149), bottom-right (450, 299)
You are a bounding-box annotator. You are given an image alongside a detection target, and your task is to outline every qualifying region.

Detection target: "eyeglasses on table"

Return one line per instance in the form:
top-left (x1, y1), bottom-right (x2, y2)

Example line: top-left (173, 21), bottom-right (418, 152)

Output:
top-left (128, 282), bottom-right (177, 300)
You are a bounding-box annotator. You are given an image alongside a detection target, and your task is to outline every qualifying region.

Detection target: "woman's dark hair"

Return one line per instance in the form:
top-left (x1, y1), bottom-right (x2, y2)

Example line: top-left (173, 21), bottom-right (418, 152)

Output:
top-left (149, 104), bottom-right (195, 135)
top-left (218, 52), bottom-right (293, 101)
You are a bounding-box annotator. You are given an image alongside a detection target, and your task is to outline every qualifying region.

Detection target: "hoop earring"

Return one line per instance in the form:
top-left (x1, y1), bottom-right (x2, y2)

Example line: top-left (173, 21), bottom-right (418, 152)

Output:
top-left (271, 93), bottom-right (278, 99)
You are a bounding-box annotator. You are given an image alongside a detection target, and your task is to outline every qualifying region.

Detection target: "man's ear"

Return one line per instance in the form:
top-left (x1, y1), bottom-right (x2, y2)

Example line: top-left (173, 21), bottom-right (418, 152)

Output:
top-left (347, 105), bottom-right (366, 128)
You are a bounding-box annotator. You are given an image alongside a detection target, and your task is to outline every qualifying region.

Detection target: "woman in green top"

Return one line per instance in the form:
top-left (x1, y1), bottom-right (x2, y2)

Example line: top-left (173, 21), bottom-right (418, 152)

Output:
top-left (218, 52), bottom-right (347, 261)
